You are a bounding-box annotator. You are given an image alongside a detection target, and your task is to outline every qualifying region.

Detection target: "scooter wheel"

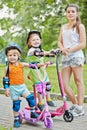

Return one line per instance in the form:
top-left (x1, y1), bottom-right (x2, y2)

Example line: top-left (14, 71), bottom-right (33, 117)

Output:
top-left (63, 110), bottom-right (73, 122)
top-left (44, 117), bottom-right (53, 129)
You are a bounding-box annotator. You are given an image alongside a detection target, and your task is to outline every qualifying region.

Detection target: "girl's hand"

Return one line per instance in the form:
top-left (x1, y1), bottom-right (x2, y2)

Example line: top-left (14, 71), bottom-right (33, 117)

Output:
top-left (37, 63), bottom-right (44, 68)
top-left (37, 62), bottom-right (52, 68)
top-left (44, 51), bottom-right (50, 56)
top-left (62, 48), bottom-right (70, 55)
top-left (5, 89), bottom-right (10, 97)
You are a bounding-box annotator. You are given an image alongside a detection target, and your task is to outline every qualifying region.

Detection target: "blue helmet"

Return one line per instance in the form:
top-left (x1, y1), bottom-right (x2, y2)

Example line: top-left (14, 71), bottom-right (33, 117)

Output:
top-left (5, 42), bottom-right (22, 55)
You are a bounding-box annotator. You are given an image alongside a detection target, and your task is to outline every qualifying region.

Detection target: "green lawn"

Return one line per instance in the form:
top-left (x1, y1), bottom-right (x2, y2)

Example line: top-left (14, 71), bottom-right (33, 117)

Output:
top-left (0, 63), bottom-right (87, 95)
top-left (0, 125), bottom-right (12, 130)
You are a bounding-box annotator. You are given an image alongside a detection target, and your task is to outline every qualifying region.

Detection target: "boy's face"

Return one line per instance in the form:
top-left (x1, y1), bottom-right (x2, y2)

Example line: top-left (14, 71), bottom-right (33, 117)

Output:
top-left (28, 34), bottom-right (41, 48)
top-left (7, 49), bottom-right (19, 64)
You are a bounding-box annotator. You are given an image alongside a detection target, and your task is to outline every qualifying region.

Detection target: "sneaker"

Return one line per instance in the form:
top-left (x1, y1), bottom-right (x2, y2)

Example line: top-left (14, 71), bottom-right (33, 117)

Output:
top-left (14, 119), bottom-right (20, 127)
top-left (47, 100), bottom-right (56, 107)
top-left (31, 112), bottom-right (39, 118)
top-left (69, 105), bottom-right (76, 112)
top-left (71, 107), bottom-right (84, 117)
top-left (37, 104), bottom-right (44, 111)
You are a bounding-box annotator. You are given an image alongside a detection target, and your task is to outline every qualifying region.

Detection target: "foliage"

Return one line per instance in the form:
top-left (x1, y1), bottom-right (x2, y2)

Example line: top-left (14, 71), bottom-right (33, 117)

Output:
top-left (0, 0), bottom-right (87, 58)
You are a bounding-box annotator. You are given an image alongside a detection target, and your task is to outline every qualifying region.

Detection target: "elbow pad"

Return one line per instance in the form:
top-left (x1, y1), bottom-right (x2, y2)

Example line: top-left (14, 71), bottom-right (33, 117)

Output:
top-left (3, 77), bottom-right (10, 89)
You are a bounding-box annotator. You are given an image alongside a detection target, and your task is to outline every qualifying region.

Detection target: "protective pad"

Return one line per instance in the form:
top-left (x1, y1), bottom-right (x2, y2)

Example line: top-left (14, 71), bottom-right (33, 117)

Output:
top-left (26, 94), bottom-right (36, 107)
top-left (46, 82), bottom-right (52, 91)
top-left (13, 100), bottom-right (21, 112)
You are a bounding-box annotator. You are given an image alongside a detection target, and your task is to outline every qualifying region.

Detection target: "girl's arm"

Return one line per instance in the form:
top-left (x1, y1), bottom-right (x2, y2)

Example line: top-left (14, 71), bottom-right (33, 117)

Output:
top-left (27, 48), bottom-right (35, 55)
top-left (58, 27), bottom-right (64, 49)
top-left (43, 50), bottom-right (51, 56)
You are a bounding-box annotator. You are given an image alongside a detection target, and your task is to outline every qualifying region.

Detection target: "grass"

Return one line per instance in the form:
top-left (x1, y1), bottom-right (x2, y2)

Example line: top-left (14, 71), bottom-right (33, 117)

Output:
top-left (0, 63), bottom-right (87, 95)
top-left (46, 64), bottom-right (87, 95)
top-left (0, 126), bottom-right (12, 130)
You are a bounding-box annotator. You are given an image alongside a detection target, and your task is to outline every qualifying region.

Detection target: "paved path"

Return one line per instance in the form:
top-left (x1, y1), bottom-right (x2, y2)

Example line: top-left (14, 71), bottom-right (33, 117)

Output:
top-left (0, 94), bottom-right (87, 130)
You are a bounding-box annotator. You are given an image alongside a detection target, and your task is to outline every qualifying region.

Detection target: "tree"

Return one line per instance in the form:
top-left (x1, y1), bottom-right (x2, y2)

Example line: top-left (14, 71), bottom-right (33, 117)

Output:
top-left (0, 0), bottom-right (87, 59)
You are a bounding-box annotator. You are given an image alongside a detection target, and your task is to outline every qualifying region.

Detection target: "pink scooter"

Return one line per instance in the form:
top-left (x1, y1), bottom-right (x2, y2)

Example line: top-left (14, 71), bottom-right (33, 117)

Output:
top-left (29, 50), bottom-right (73, 122)
top-left (19, 63), bottom-right (53, 129)
top-left (48, 49), bottom-right (73, 122)
top-left (33, 50), bottom-right (73, 122)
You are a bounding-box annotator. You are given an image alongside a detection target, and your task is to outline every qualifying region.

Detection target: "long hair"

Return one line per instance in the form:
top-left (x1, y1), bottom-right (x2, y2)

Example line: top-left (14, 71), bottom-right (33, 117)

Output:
top-left (65, 4), bottom-right (81, 33)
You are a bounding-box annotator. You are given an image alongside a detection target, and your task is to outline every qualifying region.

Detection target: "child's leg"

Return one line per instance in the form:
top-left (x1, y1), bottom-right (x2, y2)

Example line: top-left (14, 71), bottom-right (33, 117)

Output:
top-left (33, 83), bottom-right (44, 111)
top-left (37, 92), bottom-right (43, 104)
top-left (37, 92), bottom-right (44, 111)
top-left (46, 82), bottom-right (56, 107)
top-left (13, 100), bottom-right (21, 127)
top-left (23, 92), bottom-right (39, 118)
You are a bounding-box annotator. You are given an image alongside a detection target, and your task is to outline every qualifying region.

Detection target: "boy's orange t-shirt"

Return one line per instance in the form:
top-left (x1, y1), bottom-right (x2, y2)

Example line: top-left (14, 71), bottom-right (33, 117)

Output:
top-left (9, 62), bottom-right (24, 85)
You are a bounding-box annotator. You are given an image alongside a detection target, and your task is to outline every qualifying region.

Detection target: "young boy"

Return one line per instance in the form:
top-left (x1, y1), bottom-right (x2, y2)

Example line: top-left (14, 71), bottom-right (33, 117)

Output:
top-left (3, 43), bottom-right (43, 127)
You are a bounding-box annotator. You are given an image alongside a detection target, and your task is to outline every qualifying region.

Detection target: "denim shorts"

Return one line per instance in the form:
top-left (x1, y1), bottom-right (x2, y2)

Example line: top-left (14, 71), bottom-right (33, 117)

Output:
top-left (9, 84), bottom-right (30, 100)
top-left (62, 57), bottom-right (84, 68)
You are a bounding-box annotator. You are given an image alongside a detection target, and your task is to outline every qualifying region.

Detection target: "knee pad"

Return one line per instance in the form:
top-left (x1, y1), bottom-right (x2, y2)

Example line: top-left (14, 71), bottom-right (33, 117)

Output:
top-left (13, 100), bottom-right (21, 112)
top-left (46, 82), bottom-right (52, 91)
top-left (26, 94), bottom-right (36, 107)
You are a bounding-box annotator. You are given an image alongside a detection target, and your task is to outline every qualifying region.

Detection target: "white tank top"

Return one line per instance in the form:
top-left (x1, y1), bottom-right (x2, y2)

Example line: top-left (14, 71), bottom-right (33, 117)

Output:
top-left (61, 25), bottom-right (84, 61)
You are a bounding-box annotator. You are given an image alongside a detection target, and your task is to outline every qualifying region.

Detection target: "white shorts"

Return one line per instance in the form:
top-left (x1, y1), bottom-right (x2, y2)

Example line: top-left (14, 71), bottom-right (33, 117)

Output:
top-left (62, 57), bottom-right (84, 68)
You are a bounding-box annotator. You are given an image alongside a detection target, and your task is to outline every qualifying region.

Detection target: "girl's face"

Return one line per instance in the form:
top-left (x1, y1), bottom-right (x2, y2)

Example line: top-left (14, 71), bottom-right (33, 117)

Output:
top-left (7, 49), bottom-right (19, 64)
top-left (66, 7), bottom-right (78, 21)
top-left (28, 34), bottom-right (41, 48)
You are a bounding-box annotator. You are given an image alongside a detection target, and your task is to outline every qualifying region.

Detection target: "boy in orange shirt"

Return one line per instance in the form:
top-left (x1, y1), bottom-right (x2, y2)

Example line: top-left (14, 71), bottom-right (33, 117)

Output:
top-left (3, 43), bottom-right (43, 128)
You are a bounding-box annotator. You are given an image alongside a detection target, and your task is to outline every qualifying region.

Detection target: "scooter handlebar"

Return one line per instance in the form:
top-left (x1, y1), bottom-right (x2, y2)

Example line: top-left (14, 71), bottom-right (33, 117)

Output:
top-left (50, 49), bottom-right (62, 55)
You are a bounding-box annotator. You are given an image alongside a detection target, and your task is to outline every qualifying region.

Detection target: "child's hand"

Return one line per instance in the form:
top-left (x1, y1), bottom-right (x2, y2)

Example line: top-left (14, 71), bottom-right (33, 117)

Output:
top-left (34, 51), bottom-right (44, 56)
top-left (5, 89), bottom-right (10, 97)
top-left (44, 51), bottom-right (50, 56)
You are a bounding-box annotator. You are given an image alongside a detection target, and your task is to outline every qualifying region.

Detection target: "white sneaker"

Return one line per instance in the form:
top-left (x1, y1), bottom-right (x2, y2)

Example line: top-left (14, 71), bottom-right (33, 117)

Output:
top-left (71, 107), bottom-right (84, 117)
top-left (69, 105), bottom-right (76, 112)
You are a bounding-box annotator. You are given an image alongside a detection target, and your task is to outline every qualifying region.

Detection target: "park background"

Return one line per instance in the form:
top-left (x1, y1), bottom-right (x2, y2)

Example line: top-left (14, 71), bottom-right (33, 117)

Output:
top-left (0, 0), bottom-right (87, 95)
